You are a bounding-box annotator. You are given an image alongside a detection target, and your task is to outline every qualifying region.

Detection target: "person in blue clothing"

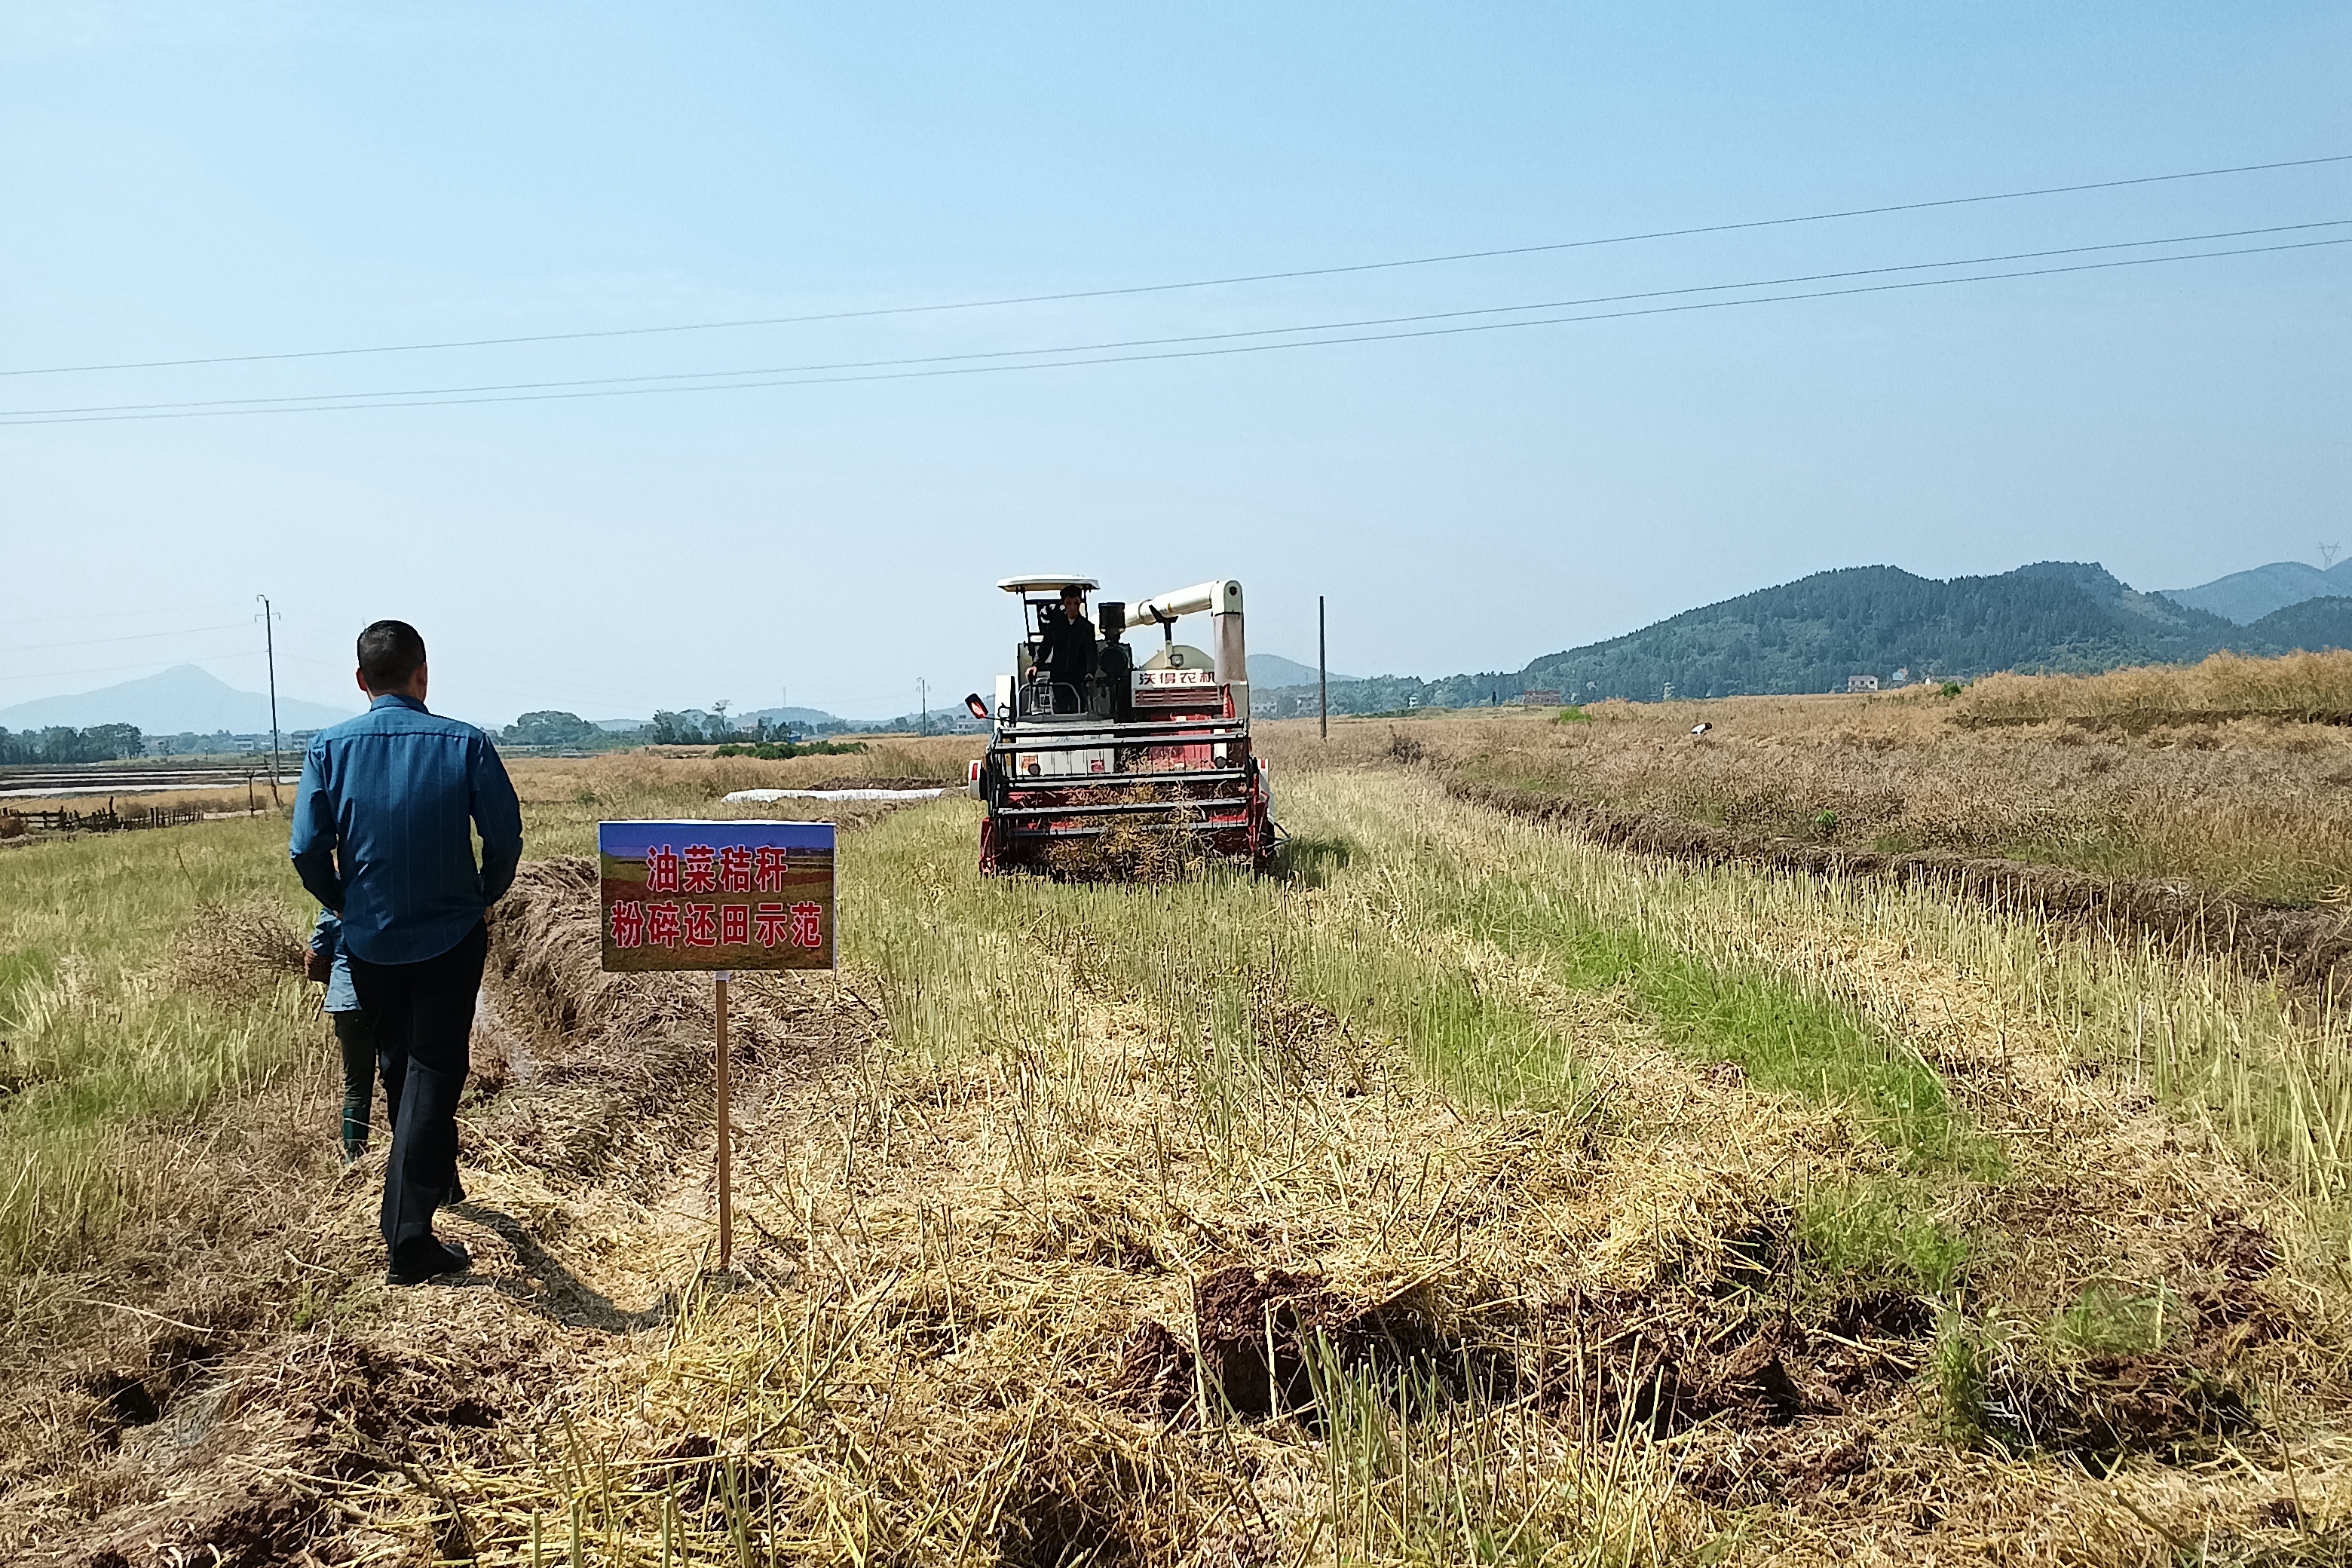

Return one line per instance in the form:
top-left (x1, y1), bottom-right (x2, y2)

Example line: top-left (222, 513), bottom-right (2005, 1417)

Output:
top-left (308, 908), bottom-right (400, 1162)
top-left (291, 620), bottom-right (522, 1287)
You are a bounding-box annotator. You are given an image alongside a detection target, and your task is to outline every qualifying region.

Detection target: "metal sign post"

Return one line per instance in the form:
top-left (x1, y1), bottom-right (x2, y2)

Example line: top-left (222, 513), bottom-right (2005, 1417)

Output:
top-left (598, 819), bottom-right (838, 1271)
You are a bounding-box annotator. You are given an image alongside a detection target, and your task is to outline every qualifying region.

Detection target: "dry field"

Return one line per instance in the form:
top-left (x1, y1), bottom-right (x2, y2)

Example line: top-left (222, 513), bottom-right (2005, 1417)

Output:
top-left (501, 737), bottom-right (977, 859)
top-left (1288, 653), bottom-right (2352, 908)
top-left (2, 737), bottom-right (975, 844)
top-left (2, 789), bottom-right (280, 824)
top-left (2, 669), bottom-right (2350, 1565)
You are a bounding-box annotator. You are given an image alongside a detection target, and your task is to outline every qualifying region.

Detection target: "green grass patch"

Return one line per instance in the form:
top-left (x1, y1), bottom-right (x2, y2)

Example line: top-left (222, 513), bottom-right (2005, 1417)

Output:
top-left (1319, 816), bottom-right (2000, 1177)
top-left (2050, 1282), bottom-right (2181, 1356)
top-left (1548, 923), bottom-right (1995, 1174)
top-left (1793, 1175), bottom-right (1970, 1294)
top-left (1998, 831), bottom-right (2164, 884)
top-left (843, 798), bottom-right (1594, 1122)
top-left (2004, 826), bottom-right (2333, 907)
top-left (1931, 1315), bottom-right (1994, 1446)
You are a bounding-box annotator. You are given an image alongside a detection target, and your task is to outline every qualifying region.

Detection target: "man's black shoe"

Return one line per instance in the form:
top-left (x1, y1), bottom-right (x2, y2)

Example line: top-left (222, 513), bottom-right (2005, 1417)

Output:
top-left (449, 1172), bottom-right (468, 1206)
top-left (388, 1239), bottom-right (470, 1288)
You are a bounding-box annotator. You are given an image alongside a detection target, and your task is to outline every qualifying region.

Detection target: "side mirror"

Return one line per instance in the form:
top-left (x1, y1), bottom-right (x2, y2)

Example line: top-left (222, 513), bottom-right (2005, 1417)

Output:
top-left (963, 693), bottom-right (989, 721)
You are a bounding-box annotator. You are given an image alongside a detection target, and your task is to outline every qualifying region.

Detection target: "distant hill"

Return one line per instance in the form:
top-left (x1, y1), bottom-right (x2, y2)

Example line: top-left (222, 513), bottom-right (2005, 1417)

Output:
top-left (2234, 595), bottom-right (2352, 651)
top-left (1248, 654), bottom-right (1357, 687)
top-left (1253, 561), bottom-right (2352, 718)
top-left (1512, 561), bottom-right (2239, 702)
top-left (2160, 561), bottom-right (2352, 624)
top-left (0, 665), bottom-right (354, 733)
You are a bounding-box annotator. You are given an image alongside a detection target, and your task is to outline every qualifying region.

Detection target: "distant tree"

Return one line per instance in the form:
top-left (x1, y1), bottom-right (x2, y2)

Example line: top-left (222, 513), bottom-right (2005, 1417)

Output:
top-left (151, 730), bottom-right (238, 758)
top-left (649, 710), bottom-right (697, 746)
top-left (0, 724), bottom-right (143, 764)
top-left (81, 723), bottom-right (142, 761)
top-left (503, 710), bottom-right (599, 748)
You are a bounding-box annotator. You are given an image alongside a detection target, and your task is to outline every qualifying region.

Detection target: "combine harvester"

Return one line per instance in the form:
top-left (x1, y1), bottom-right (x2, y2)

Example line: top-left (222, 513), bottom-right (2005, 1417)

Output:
top-left (963, 575), bottom-right (1276, 875)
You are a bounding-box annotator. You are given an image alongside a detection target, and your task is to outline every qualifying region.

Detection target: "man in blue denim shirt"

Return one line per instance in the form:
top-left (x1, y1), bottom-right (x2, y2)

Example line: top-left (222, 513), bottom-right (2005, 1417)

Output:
top-left (291, 620), bottom-right (522, 1286)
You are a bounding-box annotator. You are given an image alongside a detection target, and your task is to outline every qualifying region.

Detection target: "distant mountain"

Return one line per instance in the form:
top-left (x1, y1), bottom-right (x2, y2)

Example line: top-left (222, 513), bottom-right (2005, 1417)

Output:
top-left (0, 665), bottom-right (355, 734)
top-left (1508, 562), bottom-right (2234, 702)
top-left (2235, 595), bottom-right (2352, 651)
top-left (1248, 654), bottom-right (1357, 687)
top-left (1254, 560), bottom-right (2352, 718)
top-left (2159, 561), bottom-right (2352, 624)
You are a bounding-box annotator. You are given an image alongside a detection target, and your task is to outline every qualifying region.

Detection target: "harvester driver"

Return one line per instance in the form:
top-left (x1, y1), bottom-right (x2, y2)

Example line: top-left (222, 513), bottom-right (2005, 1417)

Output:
top-left (1034, 583), bottom-right (1098, 707)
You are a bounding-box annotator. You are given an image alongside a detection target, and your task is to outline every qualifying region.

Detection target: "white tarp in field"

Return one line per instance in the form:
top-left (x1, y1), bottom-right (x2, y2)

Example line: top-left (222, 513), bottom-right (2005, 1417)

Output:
top-left (720, 787), bottom-right (949, 803)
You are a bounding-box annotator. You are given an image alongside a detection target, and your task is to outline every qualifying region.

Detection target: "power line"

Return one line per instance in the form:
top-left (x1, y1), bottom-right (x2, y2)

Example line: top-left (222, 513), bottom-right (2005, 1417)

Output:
top-left (1, 621), bottom-right (253, 655)
top-left (271, 641), bottom-right (698, 717)
top-left (0, 649), bottom-right (264, 685)
top-left (6, 152), bottom-right (2346, 381)
top-left (3, 233), bottom-right (2341, 427)
top-left (0, 602), bottom-right (250, 626)
top-left (282, 638), bottom-right (893, 723)
top-left (19, 218), bottom-right (2343, 418)
top-left (270, 621), bottom-right (733, 710)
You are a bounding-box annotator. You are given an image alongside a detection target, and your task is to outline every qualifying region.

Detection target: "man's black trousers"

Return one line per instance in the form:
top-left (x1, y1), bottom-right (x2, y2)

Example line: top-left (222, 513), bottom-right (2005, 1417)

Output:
top-left (347, 921), bottom-right (486, 1273)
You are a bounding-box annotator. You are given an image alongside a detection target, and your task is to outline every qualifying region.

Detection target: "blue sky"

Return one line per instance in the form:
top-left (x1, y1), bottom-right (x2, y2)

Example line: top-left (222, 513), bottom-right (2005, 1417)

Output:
top-left (3, 3), bottom-right (2346, 724)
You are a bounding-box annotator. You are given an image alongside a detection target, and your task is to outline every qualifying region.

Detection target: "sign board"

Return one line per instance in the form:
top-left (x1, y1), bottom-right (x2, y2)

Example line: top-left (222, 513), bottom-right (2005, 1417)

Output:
top-left (1133, 667), bottom-right (1220, 704)
top-left (1135, 666), bottom-right (1218, 691)
top-left (598, 819), bottom-right (836, 972)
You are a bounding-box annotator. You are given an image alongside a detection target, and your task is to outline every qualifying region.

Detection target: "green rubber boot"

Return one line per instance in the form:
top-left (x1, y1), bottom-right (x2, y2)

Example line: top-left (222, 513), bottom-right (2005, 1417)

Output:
top-left (340, 1091), bottom-right (370, 1164)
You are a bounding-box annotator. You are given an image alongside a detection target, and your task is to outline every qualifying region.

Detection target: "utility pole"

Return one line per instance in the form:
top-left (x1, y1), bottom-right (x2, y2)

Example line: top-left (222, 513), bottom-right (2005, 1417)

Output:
top-left (917, 678), bottom-right (929, 737)
top-left (255, 595), bottom-right (282, 809)
top-left (1318, 595), bottom-right (1328, 740)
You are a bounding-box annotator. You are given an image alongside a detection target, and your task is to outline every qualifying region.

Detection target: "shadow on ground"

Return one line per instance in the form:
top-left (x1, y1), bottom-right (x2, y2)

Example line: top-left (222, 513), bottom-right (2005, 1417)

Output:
top-left (447, 1202), bottom-right (679, 1334)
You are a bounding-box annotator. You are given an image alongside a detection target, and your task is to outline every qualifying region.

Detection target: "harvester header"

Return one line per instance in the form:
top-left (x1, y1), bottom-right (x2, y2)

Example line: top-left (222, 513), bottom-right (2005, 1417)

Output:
top-left (966, 574), bottom-right (1274, 875)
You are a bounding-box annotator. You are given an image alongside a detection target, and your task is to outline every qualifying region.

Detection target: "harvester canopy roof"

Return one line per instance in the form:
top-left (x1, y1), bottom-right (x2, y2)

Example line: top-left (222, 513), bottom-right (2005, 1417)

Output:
top-left (997, 575), bottom-right (1098, 593)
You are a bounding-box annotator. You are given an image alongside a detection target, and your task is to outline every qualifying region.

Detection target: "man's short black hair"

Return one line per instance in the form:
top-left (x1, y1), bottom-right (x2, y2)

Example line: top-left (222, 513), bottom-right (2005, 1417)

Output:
top-left (357, 620), bottom-right (427, 692)
top-left (1060, 584), bottom-right (1085, 599)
